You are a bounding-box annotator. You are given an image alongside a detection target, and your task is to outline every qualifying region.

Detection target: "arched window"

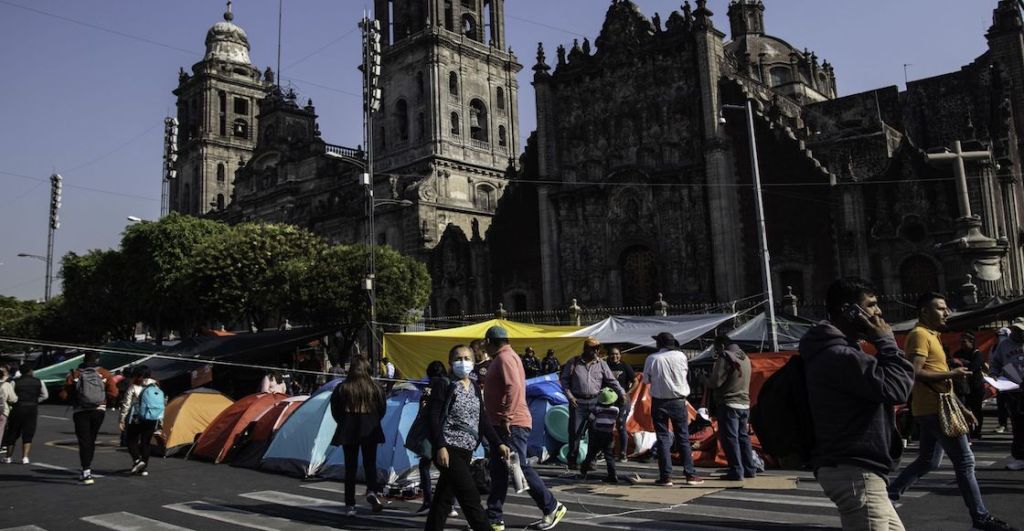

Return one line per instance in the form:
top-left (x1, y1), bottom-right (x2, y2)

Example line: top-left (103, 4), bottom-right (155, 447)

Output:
top-left (216, 163), bottom-right (226, 182)
top-left (216, 193), bottom-right (225, 211)
top-left (233, 118), bottom-right (249, 139)
top-left (469, 99), bottom-right (488, 142)
top-left (770, 66), bottom-right (793, 87)
top-left (496, 87), bottom-right (505, 110)
top-left (498, 125), bottom-right (507, 147)
top-left (395, 99), bottom-right (409, 141)
top-left (463, 14), bottom-right (477, 40)
top-left (451, 112), bottom-right (461, 136)
top-left (416, 71), bottom-right (425, 98)
top-left (449, 72), bottom-right (459, 96)
top-left (475, 184), bottom-right (495, 210)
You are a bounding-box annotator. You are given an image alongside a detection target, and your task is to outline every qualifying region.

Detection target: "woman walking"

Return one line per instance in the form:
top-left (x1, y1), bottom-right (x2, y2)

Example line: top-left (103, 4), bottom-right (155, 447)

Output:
top-left (0, 366), bottom-right (17, 452)
top-left (425, 345), bottom-right (510, 531)
top-left (2, 364), bottom-right (47, 464)
top-left (119, 365), bottom-right (162, 476)
top-left (330, 355), bottom-right (386, 516)
top-left (416, 361), bottom-right (457, 516)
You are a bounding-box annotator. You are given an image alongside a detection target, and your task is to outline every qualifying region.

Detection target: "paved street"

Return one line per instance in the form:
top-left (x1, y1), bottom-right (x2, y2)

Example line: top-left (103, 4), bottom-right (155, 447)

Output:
top-left (0, 405), bottom-right (1021, 531)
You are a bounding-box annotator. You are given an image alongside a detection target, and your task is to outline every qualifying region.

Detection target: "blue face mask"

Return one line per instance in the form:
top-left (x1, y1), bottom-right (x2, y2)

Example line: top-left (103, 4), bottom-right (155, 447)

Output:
top-left (452, 360), bottom-right (474, 379)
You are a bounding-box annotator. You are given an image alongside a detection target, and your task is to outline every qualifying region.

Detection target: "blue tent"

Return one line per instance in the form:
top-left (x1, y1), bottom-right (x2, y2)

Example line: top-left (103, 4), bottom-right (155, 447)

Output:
top-left (320, 387), bottom-right (423, 487)
top-left (260, 379), bottom-right (341, 477)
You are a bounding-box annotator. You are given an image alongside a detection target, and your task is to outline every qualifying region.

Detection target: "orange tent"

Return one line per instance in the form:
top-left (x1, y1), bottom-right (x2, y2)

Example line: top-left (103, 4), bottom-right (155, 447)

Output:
top-left (230, 395), bottom-right (308, 469)
top-left (192, 392), bottom-right (287, 463)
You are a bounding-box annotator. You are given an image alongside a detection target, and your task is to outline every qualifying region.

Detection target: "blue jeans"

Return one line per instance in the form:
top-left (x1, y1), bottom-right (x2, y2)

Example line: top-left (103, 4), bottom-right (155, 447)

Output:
top-left (487, 426), bottom-right (557, 523)
top-left (616, 400), bottom-right (631, 457)
top-left (888, 415), bottom-right (989, 521)
top-left (717, 405), bottom-right (756, 478)
top-left (651, 398), bottom-right (696, 479)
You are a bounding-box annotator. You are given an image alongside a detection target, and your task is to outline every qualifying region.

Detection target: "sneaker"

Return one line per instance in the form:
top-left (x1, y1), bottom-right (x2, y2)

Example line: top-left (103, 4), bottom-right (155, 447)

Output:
top-left (617, 454), bottom-right (628, 463)
top-left (972, 515), bottom-right (1018, 531)
top-left (345, 506), bottom-right (357, 517)
top-left (490, 522), bottom-right (506, 531)
top-left (81, 473), bottom-right (95, 486)
top-left (1006, 459), bottom-right (1024, 471)
top-left (366, 492), bottom-right (384, 513)
top-left (685, 474), bottom-right (705, 486)
top-left (1, 457), bottom-right (11, 464)
top-left (19, 457), bottom-right (29, 465)
top-left (130, 460), bottom-right (146, 475)
top-left (532, 502), bottom-right (567, 530)
top-left (995, 425), bottom-right (1007, 434)
top-left (654, 478), bottom-right (674, 487)
top-left (415, 502), bottom-right (431, 514)
top-left (140, 470), bottom-right (149, 477)
top-left (448, 508), bottom-right (458, 518)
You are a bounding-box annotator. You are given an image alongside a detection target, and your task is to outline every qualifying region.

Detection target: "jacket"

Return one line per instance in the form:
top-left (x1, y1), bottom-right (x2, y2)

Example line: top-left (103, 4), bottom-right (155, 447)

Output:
top-left (427, 377), bottom-right (502, 452)
top-left (329, 381), bottom-right (386, 446)
top-left (59, 363), bottom-right (119, 412)
top-left (12, 376), bottom-right (47, 407)
top-left (0, 379), bottom-right (16, 416)
top-left (709, 344), bottom-right (751, 408)
top-left (120, 378), bottom-right (159, 424)
top-left (800, 323), bottom-right (914, 477)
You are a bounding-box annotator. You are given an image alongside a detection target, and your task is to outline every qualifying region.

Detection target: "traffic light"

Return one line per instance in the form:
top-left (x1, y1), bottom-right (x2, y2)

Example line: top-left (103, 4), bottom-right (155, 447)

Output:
top-left (164, 117), bottom-right (179, 179)
top-left (49, 173), bottom-right (62, 230)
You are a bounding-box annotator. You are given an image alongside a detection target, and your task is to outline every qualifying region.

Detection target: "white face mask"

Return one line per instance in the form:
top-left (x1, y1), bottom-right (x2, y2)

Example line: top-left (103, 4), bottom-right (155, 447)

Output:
top-left (452, 360), bottom-right (474, 379)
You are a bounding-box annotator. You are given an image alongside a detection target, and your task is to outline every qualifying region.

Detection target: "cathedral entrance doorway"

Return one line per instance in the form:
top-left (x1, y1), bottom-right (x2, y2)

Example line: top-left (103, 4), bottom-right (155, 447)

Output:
top-left (620, 246), bottom-right (658, 307)
top-left (900, 255), bottom-right (941, 295)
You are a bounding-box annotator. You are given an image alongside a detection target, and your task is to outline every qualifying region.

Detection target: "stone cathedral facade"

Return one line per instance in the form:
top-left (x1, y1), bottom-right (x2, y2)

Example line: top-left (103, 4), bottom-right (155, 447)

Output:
top-left (170, 1), bottom-right (1024, 317)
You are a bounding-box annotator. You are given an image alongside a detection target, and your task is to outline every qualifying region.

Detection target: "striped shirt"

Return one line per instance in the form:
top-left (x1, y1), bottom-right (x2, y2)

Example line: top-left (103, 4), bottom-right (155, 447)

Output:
top-left (589, 404), bottom-right (620, 433)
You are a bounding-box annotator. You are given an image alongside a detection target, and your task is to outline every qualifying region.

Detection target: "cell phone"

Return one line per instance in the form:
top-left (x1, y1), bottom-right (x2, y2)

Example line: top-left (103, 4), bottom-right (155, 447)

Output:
top-left (841, 303), bottom-right (870, 321)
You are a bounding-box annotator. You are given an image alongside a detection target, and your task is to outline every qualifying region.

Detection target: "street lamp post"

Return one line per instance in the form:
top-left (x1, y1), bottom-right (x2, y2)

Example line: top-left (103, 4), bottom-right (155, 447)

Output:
top-left (360, 13), bottom-right (383, 375)
top-left (722, 100), bottom-right (779, 352)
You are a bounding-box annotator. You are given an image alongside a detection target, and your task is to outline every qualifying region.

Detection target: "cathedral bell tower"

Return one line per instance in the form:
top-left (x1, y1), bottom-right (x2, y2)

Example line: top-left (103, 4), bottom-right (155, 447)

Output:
top-left (171, 2), bottom-right (270, 215)
top-left (370, 0), bottom-right (522, 248)
top-left (728, 0), bottom-right (766, 37)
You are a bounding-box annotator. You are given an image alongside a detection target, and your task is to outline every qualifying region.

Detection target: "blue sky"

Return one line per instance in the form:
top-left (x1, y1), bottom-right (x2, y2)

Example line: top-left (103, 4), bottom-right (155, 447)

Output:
top-left (0, 0), bottom-right (997, 300)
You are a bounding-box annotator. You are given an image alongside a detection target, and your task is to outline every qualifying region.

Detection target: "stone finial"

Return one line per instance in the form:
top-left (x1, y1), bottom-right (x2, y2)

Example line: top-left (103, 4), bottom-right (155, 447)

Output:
top-left (568, 298), bottom-right (582, 326)
top-left (224, 1), bottom-right (234, 22)
top-left (960, 274), bottom-right (979, 306)
top-left (556, 44), bottom-right (567, 66)
top-left (264, 67), bottom-right (275, 84)
top-left (781, 286), bottom-right (799, 316)
top-left (533, 42), bottom-right (550, 74)
top-left (495, 302), bottom-right (508, 319)
top-left (653, 293), bottom-right (669, 316)
top-left (581, 38), bottom-right (591, 56)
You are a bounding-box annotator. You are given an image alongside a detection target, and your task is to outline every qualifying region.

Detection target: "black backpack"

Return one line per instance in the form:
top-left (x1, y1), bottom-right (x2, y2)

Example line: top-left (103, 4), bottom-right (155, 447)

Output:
top-left (750, 355), bottom-right (815, 466)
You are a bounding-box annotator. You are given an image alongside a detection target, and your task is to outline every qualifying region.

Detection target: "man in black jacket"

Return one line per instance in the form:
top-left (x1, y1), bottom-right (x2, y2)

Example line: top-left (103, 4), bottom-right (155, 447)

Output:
top-left (801, 278), bottom-right (915, 530)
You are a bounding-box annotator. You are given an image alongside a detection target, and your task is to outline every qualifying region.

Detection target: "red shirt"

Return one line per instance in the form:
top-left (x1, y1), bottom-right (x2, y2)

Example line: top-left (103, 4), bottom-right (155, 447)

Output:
top-left (483, 345), bottom-right (532, 429)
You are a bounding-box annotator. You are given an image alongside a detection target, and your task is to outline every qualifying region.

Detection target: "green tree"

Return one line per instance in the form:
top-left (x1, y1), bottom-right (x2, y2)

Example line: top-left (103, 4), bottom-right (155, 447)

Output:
top-left (188, 222), bottom-right (324, 330)
top-left (60, 249), bottom-right (136, 342)
top-left (288, 244), bottom-right (431, 358)
top-left (119, 212), bottom-right (228, 338)
top-left (0, 296), bottom-right (43, 353)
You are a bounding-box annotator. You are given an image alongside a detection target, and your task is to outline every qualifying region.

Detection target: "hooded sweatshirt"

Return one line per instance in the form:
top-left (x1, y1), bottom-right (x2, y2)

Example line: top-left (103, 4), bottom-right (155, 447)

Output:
top-left (800, 323), bottom-right (914, 477)
top-left (709, 344), bottom-right (751, 409)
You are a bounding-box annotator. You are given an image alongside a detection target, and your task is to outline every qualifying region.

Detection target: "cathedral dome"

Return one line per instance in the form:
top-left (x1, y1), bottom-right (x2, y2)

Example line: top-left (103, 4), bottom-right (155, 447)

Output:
top-left (204, 1), bottom-right (252, 65)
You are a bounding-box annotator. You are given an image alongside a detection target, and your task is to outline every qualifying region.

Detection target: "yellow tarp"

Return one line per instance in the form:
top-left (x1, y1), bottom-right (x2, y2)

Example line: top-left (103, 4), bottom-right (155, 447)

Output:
top-left (157, 388), bottom-right (234, 454)
top-left (384, 319), bottom-right (586, 379)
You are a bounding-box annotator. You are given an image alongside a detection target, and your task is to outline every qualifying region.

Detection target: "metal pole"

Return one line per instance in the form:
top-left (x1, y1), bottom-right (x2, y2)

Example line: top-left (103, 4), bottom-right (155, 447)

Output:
top-left (44, 223), bottom-right (54, 302)
top-left (45, 173), bottom-right (62, 302)
top-left (745, 100), bottom-right (779, 352)
top-left (362, 14), bottom-right (379, 376)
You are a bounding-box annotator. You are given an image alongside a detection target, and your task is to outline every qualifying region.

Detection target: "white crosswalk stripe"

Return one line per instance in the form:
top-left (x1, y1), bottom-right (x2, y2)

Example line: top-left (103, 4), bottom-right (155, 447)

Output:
top-left (0, 526), bottom-right (49, 531)
top-left (80, 512), bottom-right (193, 531)
top-left (164, 501), bottom-right (339, 531)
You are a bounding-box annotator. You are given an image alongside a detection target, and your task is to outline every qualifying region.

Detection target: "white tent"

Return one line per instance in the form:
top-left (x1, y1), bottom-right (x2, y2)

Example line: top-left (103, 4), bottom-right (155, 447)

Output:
top-left (570, 314), bottom-right (736, 347)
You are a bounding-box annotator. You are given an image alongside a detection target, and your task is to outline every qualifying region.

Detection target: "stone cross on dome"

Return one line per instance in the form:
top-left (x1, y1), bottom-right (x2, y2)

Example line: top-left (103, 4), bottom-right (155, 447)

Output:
top-left (224, 1), bottom-right (233, 22)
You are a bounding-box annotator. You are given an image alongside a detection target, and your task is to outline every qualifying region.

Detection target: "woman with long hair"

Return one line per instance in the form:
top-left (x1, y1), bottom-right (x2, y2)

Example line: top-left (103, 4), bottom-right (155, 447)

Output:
top-left (425, 345), bottom-right (510, 531)
top-left (119, 365), bottom-right (162, 476)
top-left (330, 355), bottom-right (387, 516)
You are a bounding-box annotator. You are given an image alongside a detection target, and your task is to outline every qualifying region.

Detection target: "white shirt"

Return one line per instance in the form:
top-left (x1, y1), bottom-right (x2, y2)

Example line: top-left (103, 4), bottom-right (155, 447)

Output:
top-left (643, 348), bottom-right (690, 400)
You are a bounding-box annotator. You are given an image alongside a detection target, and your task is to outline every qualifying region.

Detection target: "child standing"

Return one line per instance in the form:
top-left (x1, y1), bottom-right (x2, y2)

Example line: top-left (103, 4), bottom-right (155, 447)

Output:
top-left (579, 387), bottom-right (620, 483)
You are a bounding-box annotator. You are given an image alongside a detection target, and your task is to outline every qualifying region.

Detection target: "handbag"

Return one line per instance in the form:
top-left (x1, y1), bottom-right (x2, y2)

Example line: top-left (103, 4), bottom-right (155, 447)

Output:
top-left (926, 382), bottom-right (975, 438)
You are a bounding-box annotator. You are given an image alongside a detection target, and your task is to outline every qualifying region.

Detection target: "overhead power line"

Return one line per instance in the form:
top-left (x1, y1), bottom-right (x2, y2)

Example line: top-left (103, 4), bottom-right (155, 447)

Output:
top-left (0, 170), bottom-right (159, 202)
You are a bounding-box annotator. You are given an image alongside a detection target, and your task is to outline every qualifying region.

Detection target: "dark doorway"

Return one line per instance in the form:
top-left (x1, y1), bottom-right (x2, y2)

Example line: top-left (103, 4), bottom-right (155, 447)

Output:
top-left (620, 246), bottom-right (658, 307)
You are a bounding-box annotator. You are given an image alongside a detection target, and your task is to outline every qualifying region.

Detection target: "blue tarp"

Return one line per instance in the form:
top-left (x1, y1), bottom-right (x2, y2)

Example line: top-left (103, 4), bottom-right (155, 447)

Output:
top-left (260, 378), bottom-right (341, 477)
top-left (524, 374), bottom-right (568, 458)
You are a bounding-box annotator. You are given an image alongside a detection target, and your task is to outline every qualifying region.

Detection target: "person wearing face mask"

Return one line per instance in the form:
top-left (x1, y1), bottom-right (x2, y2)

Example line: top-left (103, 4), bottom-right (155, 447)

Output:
top-left (425, 345), bottom-right (510, 531)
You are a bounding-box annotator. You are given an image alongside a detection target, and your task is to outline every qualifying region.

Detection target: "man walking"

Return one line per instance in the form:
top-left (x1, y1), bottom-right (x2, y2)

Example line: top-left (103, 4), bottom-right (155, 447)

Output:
top-left (482, 326), bottom-right (566, 530)
top-left (605, 347), bottom-right (637, 461)
top-left (60, 352), bottom-right (119, 485)
top-left (559, 337), bottom-right (625, 468)
top-left (989, 320), bottom-right (1024, 471)
top-left (801, 277), bottom-right (914, 530)
top-left (708, 335), bottom-right (756, 481)
top-left (888, 293), bottom-right (1014, 531)
top-left (643, 332), bottom-right (703, 486)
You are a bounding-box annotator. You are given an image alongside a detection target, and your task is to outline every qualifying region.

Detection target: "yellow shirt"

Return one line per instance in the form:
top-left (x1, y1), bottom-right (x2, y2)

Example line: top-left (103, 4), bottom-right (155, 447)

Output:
top-left (907, 325), bottom-right (950, 417)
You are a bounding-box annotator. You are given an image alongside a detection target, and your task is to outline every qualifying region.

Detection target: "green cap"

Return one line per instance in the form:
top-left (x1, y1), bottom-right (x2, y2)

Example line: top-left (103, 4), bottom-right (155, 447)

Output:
top-left (598, 387), bottom-right (618, 406)
top-left (485, 325), bottom-right (509, 341)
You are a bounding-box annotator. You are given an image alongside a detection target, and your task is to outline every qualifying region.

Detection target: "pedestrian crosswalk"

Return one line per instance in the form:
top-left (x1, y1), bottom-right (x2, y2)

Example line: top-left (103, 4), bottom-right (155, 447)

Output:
top-left (2, 433), bottom-right (1016, 531)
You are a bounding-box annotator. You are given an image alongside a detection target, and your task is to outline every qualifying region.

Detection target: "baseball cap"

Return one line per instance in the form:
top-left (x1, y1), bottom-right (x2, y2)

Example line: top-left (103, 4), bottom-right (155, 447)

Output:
top-left (485, 325), bottom-right (509, 341)
top-left (651, 332), bottom-right (679, 347)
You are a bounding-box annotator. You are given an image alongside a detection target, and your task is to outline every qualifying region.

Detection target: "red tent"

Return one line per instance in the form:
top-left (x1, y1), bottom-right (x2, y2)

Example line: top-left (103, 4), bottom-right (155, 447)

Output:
top-left (192, 392), bottom-right (287, 463)
top-left (230, 395), bottom-right (308, 469)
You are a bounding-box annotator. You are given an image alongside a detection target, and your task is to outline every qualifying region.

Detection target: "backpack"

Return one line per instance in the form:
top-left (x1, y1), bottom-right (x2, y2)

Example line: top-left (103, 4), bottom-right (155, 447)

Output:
top-left (749, 355), bottom-right (815, 465)
top-left (137, 384), bottom-right (165, 422)
top-left (74, 367), bottom-right (106, 409)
